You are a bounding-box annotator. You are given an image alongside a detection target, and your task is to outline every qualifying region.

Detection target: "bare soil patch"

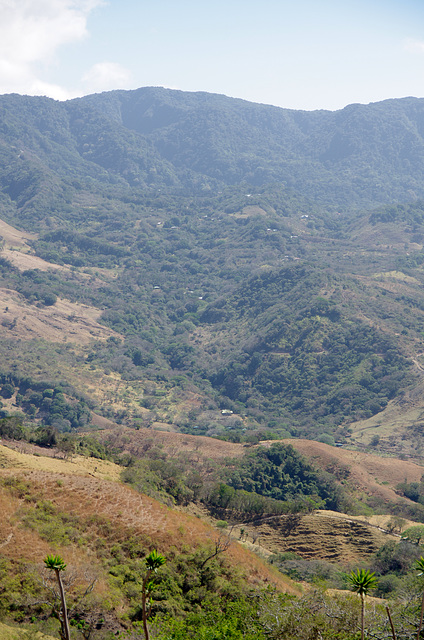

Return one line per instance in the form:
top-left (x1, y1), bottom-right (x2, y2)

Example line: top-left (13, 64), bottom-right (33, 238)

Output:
top-left (0, 287), bottom-right (119, 344)
top-left (0, 218), bottom-right (36, 247)
top-left (2, 248), bottom-right (71, 273)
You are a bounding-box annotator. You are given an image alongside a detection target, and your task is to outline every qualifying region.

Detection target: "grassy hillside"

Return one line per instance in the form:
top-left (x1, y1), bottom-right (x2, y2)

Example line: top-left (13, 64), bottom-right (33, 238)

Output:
top-left (95, 427), bottom-right (424, 513)
top-left (0, 621), bottom-right (55, 639)
top-left (0, 441), bottom-right (301, 636)
top-left (2, 431), bottom-right (424, 638)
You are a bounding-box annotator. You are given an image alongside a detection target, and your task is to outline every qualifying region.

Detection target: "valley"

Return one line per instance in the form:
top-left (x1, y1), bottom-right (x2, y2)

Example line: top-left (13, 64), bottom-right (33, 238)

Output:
top-left (3, 88), bottom-right (424, 638)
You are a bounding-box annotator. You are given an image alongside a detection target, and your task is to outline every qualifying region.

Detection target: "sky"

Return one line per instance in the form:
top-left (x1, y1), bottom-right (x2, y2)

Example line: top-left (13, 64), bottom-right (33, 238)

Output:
top-left (1, 0), bottom-right (424, 111)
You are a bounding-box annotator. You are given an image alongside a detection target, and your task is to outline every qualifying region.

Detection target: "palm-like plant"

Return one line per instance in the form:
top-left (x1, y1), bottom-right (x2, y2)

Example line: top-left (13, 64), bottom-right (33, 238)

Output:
top-left (347, 568), bottom-right (378, 640)
top-left (415, 557), bottom-right (424, 640)
top-left (44, 555), bottom-right (70, 640)
top-left (145, 549), bottom-right (166, 573)
top-left (141, 550), bottom-right (166, 640)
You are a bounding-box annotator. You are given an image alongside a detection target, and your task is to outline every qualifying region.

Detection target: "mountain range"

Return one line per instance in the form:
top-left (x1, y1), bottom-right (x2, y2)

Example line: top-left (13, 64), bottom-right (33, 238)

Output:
top-left (4, 88), bottom-right (424, 214)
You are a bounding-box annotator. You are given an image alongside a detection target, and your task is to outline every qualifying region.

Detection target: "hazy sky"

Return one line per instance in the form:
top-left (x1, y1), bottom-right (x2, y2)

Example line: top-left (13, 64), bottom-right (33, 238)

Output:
top-left (1, 0), bottom-right (424, 111)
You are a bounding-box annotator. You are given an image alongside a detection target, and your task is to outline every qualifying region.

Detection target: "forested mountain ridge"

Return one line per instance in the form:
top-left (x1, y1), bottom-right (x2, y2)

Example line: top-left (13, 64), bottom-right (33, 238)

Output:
top-left (1, 88), bottom-right (424, 453)
top-left (3, 89), bottom-right (424, 212)
top-left (75, 89), bottom-right (424, 207)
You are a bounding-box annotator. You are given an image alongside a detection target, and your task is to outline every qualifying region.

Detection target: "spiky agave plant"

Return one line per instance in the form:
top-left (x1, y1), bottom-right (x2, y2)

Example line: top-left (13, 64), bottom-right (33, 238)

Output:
top-left (347, 568), bottom-right (378, 640)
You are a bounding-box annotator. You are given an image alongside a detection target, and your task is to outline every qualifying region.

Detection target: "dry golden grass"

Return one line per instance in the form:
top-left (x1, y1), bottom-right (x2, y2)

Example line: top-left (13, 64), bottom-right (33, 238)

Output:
top-left (229, 205), bottom-right (268, 218)
top-left (283, 438), bottom-right (424, 504)
top-left (0, 287), bottom-right (119, 344)
top-left (0, 218), bottom-right (36, 248)
top-left (230, 511), bottom-right (396, 564)
top-left (72, 427), bottom-right (424, 565)
top-left (0, 621), bottom-right (56, 639)
top-left (97, 426), bottom-right (246, 461)
top-left (97, 427), bottom-right (424, 505)
top-left (0, 444), bottom-right (121, 481)
top-left (0, 445), bottom-right (300, 594)
top-left (2, 249), bottom-right (70, 273)
top-left (0, 215), bottom-right (68, 273)
top-left (1, 424), bottom-right (421, 591)
top-left (0, 216), bottom-right (123, 347)
top-left (375, 270), bottom-right (420, 282)
top-left (317, 510), bottom-right (418, 531)
top-left (348, 380), bottom-right (424, 452)
top-left (0, 215), bottom-right (66, 274)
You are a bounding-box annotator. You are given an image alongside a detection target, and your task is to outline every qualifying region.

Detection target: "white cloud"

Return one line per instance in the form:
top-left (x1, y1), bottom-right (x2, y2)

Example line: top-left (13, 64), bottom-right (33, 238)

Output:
top-left (0, 0), bottom-right (104, 98)
top-left (404, 38), bottom-right (424, 54)
top-left (82, 61), bottom-right (132, 93)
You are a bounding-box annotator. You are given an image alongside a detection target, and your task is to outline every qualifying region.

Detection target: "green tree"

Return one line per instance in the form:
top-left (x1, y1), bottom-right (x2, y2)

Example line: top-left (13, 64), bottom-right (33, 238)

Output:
top-left (0, 417), bottom-right (25, 440)
top-left (44, 554), bottom-right (70, 640)
top-left (0, 383), bottom-right (14, 399)
top-left (347, 568), bottom-right (378, 640)
top-left (42, 292), bottom-right (57, 306)
top-left (141, 550), bottom-right (166, 640)
top-left (403, 525), bottom-right (424, 545)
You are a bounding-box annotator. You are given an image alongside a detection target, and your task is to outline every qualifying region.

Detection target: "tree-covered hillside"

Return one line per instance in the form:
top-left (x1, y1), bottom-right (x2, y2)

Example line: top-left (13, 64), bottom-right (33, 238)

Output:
top-left (76, 89), bottom-right (424, 207)
top-left (1, 88), bottom-right (424, 448)
top-left (3, 89), bottom-right (424, 218)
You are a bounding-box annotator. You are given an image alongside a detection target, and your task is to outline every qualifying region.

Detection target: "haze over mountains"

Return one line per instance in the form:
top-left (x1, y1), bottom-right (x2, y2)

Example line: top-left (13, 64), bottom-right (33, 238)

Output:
top-left (3, 88), bottom-right (424, 210)
top-left (76, 89), bottom-right (424, 206)
top-left (1, 87), bottom-right (424, 452)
